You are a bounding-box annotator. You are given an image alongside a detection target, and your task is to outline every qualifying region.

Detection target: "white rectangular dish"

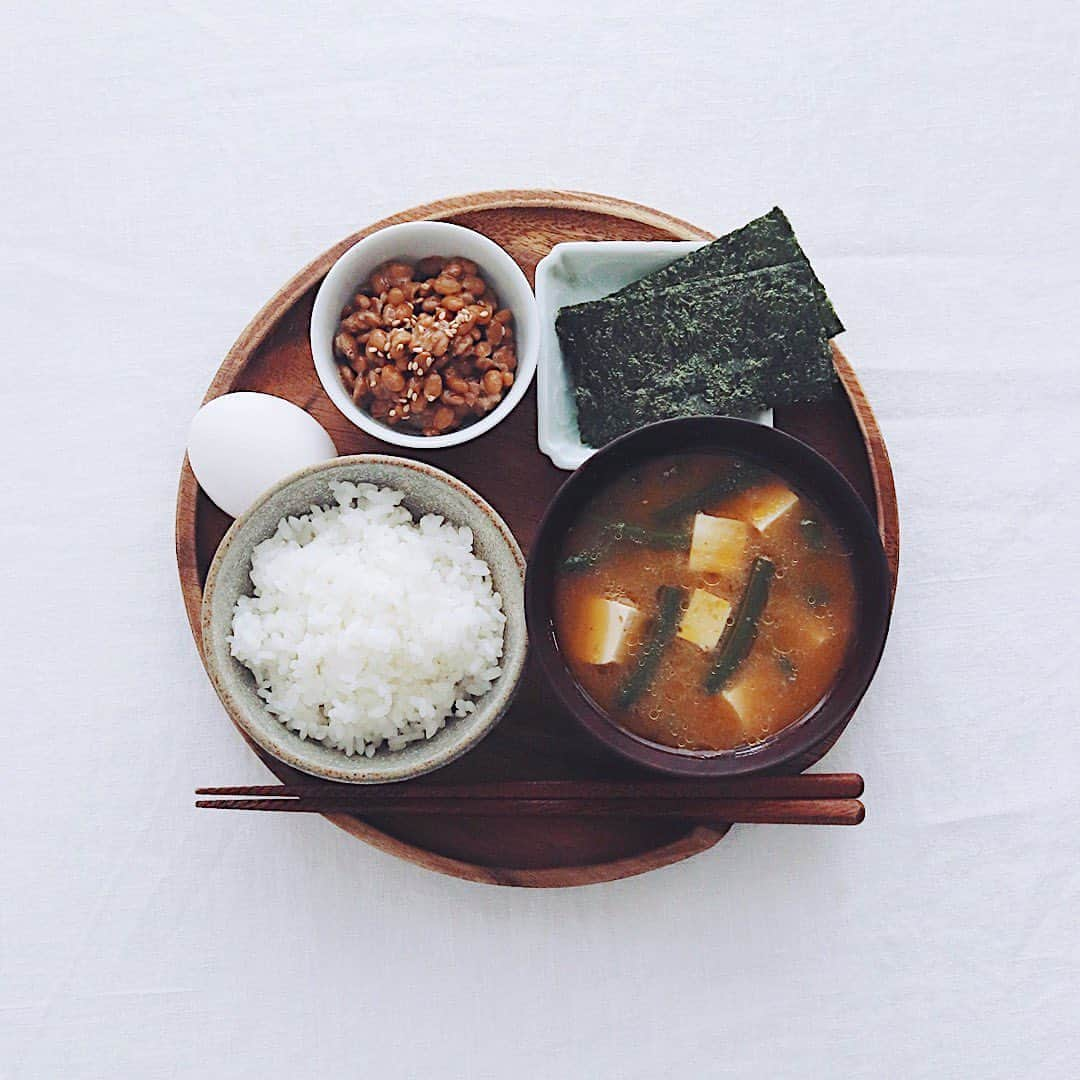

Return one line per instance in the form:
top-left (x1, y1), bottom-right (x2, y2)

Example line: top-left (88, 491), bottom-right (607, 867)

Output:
top-left (534, 241), bottom-right (772, 470)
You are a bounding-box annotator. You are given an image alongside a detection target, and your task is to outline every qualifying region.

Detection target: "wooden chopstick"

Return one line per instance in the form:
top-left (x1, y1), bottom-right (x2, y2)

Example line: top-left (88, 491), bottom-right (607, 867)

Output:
top-left (196, 795), bottom-right (864, 825)
top-left (196, 774), bottom-right (866, 826)
top-left (196, 773), bottom-right (864, 800)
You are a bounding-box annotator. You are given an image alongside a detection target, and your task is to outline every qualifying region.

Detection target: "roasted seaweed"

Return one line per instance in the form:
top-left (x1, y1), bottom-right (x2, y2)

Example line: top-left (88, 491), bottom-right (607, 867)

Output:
top-left (555, 208), bottom-right (844, 448)
top-left (561, 207), bottom-right (843, 339)
top-left (560, 263), bottom-right (834, 447)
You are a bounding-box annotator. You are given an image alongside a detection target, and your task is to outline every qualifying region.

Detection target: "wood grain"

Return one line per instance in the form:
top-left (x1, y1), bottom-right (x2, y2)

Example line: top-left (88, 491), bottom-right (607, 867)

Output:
top-left (176, 189), bottom-right (899, 888)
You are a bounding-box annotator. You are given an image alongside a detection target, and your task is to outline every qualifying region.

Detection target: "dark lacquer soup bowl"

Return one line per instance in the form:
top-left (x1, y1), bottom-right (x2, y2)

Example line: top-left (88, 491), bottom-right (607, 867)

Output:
top-left (525, 417), bottom-right (893, 777)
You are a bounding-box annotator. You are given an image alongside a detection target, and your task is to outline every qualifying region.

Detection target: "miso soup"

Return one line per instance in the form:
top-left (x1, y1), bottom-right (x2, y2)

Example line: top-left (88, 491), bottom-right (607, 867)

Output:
top-left (552, 452), bottom-right (856, 751)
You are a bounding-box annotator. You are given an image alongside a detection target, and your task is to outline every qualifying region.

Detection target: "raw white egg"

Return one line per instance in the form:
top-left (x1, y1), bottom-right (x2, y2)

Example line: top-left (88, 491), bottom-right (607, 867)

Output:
top-left (187, 393), bottom-right (337, 517)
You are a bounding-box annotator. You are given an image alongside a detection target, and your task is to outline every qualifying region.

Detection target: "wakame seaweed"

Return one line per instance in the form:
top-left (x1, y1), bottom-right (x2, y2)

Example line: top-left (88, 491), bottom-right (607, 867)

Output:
top-left (616, 585), bottom-right (685, 709)
top-left (799, 516), bottom-right (828, 552)
top-left (560, 263), bottom-right (834, 447)
top-left (704, 556), bottom-right (776, 694)
top-left (559, 522), bottom-right (691, 573)
top-left (650, 460), bottom-right (766, 524)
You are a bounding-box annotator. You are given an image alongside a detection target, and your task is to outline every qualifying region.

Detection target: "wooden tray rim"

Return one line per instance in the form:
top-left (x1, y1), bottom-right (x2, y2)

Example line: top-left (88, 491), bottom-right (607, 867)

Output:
top-left (176, 189), bottom-right (899, 888)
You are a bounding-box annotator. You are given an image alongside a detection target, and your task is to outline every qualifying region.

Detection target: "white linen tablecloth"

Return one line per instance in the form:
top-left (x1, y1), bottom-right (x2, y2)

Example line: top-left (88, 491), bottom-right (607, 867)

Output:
top-left (2, 2), bottom-right (1077, 1077)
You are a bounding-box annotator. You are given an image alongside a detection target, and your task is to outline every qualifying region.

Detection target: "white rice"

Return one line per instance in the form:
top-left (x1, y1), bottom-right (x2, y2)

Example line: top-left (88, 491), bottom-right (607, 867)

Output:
top-left (228, 481), bottom-right (506, 756)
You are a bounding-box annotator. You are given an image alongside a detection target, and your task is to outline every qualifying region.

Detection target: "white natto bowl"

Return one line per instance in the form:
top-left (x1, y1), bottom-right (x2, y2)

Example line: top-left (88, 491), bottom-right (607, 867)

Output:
top-left (311, 221), bottom-right (538, 449)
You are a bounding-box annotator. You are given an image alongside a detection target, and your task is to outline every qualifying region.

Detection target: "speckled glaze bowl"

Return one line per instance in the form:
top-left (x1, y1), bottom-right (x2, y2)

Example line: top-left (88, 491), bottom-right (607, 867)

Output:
top-left (201, 455), bottom-right (527, 783)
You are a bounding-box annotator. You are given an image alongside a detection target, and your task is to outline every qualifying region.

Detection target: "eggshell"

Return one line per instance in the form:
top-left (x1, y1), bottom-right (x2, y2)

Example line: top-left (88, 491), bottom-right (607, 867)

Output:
top-left (187, 393), bottom-right (337, 517)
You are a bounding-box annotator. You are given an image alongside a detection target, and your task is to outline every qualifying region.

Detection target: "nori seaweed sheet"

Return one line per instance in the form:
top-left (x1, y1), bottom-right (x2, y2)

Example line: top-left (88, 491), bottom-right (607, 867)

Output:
top-left (563, 263), bottom-right (833, 447)
top-left (561, 207), bottom-right (844, 339)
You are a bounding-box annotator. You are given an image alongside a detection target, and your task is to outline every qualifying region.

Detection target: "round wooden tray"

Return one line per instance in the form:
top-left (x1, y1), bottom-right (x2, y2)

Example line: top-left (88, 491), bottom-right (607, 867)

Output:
top-left (176, 190), bottom-right (899, 888)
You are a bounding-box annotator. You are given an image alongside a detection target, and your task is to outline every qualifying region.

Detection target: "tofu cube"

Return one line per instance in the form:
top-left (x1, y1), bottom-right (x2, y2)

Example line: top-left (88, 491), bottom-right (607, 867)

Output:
top-left (747, 483), bottom-right (799, 532)
top-left (677, 589), bottom-right (733, 651)
top-left (771, 600), bottom-right (834, 655)
top-left (688, 514), bottom-right (752, 574)
top-left (573, 596), bottom-right (641, 666)
top-left (800, 616), bottom-right (833, 649)
top-left (721, 677), bottom-right (762, 730)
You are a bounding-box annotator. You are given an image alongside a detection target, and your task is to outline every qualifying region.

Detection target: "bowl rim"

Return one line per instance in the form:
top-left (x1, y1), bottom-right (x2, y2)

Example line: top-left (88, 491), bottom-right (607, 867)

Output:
top-left (310, 220), bottom-right (539, 450)
top-left (200, 453), bottom-right (528, 784)
top-left (524, 416), bottom-right (893, 777)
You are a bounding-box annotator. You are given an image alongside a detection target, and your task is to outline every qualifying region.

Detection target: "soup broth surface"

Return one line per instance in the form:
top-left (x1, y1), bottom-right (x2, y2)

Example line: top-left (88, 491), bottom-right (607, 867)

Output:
top-left (553, 452), bottom-right (856, 751)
